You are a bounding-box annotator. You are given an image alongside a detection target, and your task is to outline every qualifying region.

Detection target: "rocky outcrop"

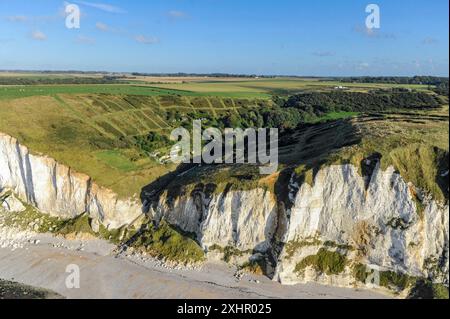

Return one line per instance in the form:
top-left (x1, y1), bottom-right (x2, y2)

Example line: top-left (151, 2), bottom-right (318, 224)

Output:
top-left (0, 133), bottom-right (142, 229)
top-left (1, 131), bottom-right (448, 291)
top-left (150, 187), bottom-right (278, 252)
top-left (147, 164), bottom-right (449, 289)
top-left (275, 165), bottom-right (449, 288)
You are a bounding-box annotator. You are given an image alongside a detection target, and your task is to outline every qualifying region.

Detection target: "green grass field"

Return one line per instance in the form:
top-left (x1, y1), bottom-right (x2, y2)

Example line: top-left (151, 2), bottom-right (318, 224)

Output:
top-left (0, 76), bottom-right (432, 101)
top-left (145, 79), bottom-right (432, 95)
top-left (0, 84), bottom-right (271, 100)
top-left (0, 89), bottom-right (271, 197)
top-left (94, 150), bottom-right (138, 172)
top-left (0, 75), bottom-right (445, 199)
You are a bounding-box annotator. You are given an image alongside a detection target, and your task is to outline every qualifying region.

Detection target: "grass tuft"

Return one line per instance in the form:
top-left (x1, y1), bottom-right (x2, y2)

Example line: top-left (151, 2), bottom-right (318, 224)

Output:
top-left (130, 220), bottom-right (205, 264)
top-left (294, 248), bottom-right (348, 276)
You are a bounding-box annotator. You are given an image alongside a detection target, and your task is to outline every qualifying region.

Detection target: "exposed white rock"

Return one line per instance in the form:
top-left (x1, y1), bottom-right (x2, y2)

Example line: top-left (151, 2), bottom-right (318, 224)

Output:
top-left (149, 163), bottom-right (448, 289)
top-left (151, 188), bottom-right (278, 251)
top-left (275, 164), bottom-right (449, 287)
top-left (0, 131), bottom-right (448, 291)
top-left (0, 191), bottom-right (26, 212)
top-left (0, 133), bottom-right (142, 229)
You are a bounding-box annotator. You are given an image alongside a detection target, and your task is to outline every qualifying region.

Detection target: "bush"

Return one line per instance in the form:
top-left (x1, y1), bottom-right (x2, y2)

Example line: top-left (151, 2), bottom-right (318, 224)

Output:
top-left (130, 221), bottom-right (205, 264)
top-left (294, 248), bottom-right (348, 276)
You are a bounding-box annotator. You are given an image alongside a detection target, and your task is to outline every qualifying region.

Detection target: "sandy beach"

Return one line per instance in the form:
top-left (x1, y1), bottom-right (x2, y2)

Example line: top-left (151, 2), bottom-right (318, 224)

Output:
top-left (0, 229), bottom-right (391, 299)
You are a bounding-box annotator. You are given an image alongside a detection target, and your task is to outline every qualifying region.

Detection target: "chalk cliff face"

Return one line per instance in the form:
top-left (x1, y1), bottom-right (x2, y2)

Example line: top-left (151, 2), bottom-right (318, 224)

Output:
top-left (1, 132), bottom-right (448, 289)
top-left (275, 165), bottom-right (449, 287)
top-left (0, 133), bottom-right (142, 229)
top-left (148, 164), bottom-right (448, 287)
top-left (150, 188), bottom-right (278, 252)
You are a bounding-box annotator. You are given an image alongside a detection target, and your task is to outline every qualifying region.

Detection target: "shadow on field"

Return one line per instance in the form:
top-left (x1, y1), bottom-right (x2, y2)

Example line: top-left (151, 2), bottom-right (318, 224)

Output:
top-left (139, 118), bottom-right (364, 212)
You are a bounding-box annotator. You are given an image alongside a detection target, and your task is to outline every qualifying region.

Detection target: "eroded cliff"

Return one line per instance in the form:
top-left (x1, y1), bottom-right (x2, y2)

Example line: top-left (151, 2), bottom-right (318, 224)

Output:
top-left (0, 131), bottom-right (448, 295)
top-left (0, 133), bottom-right (142, 229)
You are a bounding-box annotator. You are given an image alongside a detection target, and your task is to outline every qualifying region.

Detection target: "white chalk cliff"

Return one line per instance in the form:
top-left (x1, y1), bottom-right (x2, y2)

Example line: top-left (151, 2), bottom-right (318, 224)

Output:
top-left (149, 165), bottom-right (448, 288)
top-left (0, 133), bottom-right (142, 229)
top-left (275, 165), bottom-right (449, 287)
top-left (1, 132), bottom-right (448, 290)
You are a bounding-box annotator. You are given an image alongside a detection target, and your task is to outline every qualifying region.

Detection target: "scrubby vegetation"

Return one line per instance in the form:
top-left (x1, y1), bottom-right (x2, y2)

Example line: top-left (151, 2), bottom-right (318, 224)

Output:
top-left (337, 76), bottom-right (448, 86)
top-left (334, 76), bottom-right (448, 96)
top-left (273, 91), bottom-right (441, 129)
top-left (53, 214), bottom-right (96, 237)
top-left (294, 248), bottom-right (348, 276)
top-left (333, 127), bottom-right (449, 202)
top-left (351, 263), bottom-right (446, 297)
top-left (0, 199), bottom-right (203, 264)
top-left (196, 91), bottom-right (442, 134)
top-left (431, 283), bottom-right (450, 299)
top-left (408, 280), bottom-right (449, 299)
top-left (1, 203), bottom-right (65, 233)
top-left (379, 270), bottom-right (417, 291)
top-left (129, 220), bottom-right (205, 264)
top-left (286, 91), bottom-right (440, 111)
top-left (0, 203), bottom-right (133, 243)
top-left (352, 264), bottom-right (414, 291)
top-left (132, 132), bottom-right (172, 155)
top-left (284, 104), bottom-right (449, 202)
top-left (284, 238), bottom-right (322, 259)
top-left (239, 260), bottom-right (265, 275)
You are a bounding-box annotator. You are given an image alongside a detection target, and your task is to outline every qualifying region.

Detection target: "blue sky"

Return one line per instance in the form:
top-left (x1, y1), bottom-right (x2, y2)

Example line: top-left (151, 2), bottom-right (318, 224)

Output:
top-left (0, 0), bottom-right (448, 76)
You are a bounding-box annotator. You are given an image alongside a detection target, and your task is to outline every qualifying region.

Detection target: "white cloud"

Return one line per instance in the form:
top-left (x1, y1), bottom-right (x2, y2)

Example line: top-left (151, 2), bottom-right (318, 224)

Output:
top-left (76, 35), bottom-right (95, 45)
top-left (75, 1), bottom-right (126, 13)
top-left (357, 62), bottom-right (370, 70)
top-left (422, 37), bottom-right (438, 45)
top-left (95, 22), bottom-right (110, 32)
top-left (95, 22), bottom-right (123, 35)
top-left (134, 35), bottom-right (159, 44)
top-left (168, 10), bottom-right (187, 18)
top-left (31, 30), bottom-right (47, 41)
top-left (6, 15), bottom-right (28, 23)
top-left (0, 38), bottom-right (14, 44)
top-left (7, 12), bottom-right (65, 24)
top-left (313, 51), bottom-right (336, 57)
top-left (353, 25), bottom-right (396, 39)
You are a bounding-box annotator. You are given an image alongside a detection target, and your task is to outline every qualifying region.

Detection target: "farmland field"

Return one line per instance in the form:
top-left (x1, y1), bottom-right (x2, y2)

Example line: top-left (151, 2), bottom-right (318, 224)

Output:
top-left (142, 78), bottom-right (432, 95)
top-left (0, 74), bottom-right (445, 198)
top-left (1, 75), bottom-right (434, 100)
top-left (0, 84), bottom-right (268, 100)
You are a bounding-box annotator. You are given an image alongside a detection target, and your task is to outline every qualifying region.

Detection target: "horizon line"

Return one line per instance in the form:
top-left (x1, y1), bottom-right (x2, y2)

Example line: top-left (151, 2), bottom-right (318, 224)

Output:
top-left (0, 69), bottom-right (448, 79)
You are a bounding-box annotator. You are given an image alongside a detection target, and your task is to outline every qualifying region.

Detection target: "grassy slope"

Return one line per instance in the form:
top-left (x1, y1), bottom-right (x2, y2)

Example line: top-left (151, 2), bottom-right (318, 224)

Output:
top-left (157, 105), bottom-right (449, 204)
top-left (294, 107), bottom-right (449, 202)
top-left (333, 110), bottom-right (449, 201)
top-left (0, 94), bottom-right (172, 197)
top-left (0, 90), bottom-right (270, 197)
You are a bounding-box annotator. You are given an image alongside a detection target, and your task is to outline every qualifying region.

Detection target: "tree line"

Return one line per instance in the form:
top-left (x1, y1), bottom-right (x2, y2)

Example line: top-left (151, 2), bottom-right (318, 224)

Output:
top-left (222, 91), bottom-right (442, 131)
top-left (0, 76), bottom-right (124, 85)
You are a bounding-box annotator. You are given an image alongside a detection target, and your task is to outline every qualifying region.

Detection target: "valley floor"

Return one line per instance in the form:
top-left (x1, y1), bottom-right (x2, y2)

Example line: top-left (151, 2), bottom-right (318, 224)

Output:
top-left (0, 231), bottom-right (391, 299)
